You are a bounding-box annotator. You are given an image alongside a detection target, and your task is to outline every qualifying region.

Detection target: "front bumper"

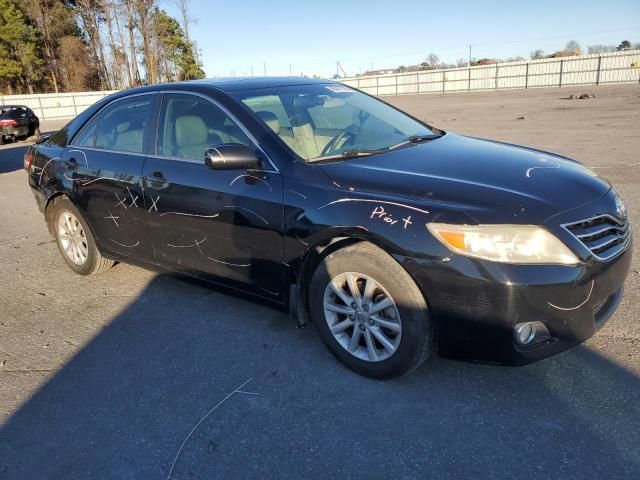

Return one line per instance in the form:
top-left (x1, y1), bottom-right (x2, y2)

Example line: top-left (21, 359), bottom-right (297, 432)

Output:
top-left (405, 237), bottom-right (631, 365)
top-left (403, 181), bottom-right (633, 365)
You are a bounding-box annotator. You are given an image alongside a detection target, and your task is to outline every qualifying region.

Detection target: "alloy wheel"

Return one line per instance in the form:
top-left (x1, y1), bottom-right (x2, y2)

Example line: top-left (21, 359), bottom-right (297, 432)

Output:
top-left (323, 272), bottom-right (402, 362)
top-left (58, 211), bottom-right (89, 265)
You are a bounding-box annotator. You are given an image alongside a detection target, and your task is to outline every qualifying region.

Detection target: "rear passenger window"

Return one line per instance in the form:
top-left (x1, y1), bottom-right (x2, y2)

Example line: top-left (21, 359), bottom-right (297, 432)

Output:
top-left (157, 94), bottom-right (251, 160)
top-left (95, 96), bottom-right (152, 153)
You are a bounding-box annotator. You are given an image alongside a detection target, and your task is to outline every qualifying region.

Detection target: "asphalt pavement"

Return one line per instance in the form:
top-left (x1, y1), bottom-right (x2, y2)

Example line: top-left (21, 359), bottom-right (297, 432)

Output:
top-left (0, 86), bottom-right (639, 479)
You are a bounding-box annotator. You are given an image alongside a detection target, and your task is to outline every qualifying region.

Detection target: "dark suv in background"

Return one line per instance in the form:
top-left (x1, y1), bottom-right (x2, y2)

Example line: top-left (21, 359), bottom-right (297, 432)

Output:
top-left (0, 105), bottom-right (40, 143)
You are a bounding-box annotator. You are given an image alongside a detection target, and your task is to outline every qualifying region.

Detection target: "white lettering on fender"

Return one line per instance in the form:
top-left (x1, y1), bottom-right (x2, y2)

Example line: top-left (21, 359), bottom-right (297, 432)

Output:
top-left (370, 206), bottom-right (414, 229)
top-left (370, 206), bottom-right (386, 219)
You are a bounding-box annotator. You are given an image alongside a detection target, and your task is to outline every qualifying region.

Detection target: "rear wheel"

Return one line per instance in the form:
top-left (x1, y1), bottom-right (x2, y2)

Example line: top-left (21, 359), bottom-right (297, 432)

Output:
top-left (50, 198), bottom-right (114, 275)
top-left (309, 242), bottom-right (433, 378)
top-left (27, 124), bottom-right (40, 140)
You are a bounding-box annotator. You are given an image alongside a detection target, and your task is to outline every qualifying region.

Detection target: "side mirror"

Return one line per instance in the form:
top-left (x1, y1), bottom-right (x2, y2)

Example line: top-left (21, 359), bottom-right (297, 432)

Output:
top-left (205, 143), bottom-right (262, 170)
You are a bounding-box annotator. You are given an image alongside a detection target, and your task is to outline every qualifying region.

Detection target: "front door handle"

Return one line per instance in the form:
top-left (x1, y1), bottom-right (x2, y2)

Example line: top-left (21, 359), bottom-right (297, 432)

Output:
top-left (144, 171), bottom-right (166, 182)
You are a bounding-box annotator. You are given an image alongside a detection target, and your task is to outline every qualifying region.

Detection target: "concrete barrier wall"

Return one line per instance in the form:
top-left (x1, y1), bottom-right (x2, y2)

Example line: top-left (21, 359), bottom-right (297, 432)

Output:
top-left (0, 90), bottom-right (118, 120)
top-left (341, 50), bottom-right (640, 96)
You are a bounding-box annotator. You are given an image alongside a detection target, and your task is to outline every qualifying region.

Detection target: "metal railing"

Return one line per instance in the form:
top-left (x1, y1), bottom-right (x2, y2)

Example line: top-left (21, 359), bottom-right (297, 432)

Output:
top-left (340, 50), bottom-right (640, 96)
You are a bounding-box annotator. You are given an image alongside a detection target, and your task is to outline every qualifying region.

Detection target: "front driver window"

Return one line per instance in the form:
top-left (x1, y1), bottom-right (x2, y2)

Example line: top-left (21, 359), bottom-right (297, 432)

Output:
top-left (157, 94), bottom-right (251, 161)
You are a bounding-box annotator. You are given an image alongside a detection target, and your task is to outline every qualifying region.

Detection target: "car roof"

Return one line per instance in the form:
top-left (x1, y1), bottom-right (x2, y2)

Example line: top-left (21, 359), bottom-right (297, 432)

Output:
top-left (189, 76), bottom-right (334, 92)
top-left (111, 77), bottom-right (337, 98)
top-left (0, 105), bottom-right (28, 109)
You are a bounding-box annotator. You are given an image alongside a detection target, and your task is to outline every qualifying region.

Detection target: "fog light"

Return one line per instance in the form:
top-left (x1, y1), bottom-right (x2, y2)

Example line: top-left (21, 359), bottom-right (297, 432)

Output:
top-left (514, 321), bottom-right (550, 346)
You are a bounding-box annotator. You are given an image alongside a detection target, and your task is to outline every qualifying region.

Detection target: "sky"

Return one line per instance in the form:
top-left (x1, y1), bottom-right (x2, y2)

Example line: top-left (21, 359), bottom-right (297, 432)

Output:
top-left (162, 0), bottom-right (640, 78)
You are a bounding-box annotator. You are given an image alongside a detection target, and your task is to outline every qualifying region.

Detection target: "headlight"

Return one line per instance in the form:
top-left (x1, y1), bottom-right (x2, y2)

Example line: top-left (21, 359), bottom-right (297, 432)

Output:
top-left (426, 223), bottom-right (580, 265)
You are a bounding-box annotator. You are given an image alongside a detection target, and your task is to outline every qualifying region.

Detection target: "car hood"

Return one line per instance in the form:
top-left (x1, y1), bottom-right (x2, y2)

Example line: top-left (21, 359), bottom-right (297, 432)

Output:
top-left (318, 133), bottom-right (610, 224)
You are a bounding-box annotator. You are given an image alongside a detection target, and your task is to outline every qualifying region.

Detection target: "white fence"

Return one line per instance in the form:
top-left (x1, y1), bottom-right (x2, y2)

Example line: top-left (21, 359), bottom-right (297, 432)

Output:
top-left (2, 50), bottom-right (639, 120)
top-left (0, 90), bottom-right (118, 120)
top-left (340, 50), bottom-right (640, 96)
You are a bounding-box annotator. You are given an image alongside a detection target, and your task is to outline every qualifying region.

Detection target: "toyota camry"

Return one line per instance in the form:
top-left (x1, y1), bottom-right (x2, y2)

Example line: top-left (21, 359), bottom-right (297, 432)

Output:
top-left (26, 77), bottom-right (632, 378)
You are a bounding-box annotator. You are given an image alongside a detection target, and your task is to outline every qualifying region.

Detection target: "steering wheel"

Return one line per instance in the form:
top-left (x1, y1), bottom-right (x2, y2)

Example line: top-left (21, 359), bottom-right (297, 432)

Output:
top-left (320, 124), bottom-right (360, 156)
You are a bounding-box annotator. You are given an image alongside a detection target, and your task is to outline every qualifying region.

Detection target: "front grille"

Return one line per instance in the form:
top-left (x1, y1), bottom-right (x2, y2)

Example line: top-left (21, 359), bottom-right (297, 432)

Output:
top-left (563, 214), bottom-right (631, 261)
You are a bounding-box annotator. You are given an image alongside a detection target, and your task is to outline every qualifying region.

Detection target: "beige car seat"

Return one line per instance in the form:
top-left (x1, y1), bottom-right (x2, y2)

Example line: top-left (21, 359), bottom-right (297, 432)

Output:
top-left (175, 115), bottom-right (209, 159)
top-left (255, 111), bottom-right (298, 153)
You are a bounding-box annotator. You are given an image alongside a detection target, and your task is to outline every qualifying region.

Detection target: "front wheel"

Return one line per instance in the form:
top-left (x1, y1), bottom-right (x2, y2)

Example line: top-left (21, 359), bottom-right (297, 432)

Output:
top-left (50, 197), bottom-right (114, 275)
top-left (309, 242), bottom-right (433, 378)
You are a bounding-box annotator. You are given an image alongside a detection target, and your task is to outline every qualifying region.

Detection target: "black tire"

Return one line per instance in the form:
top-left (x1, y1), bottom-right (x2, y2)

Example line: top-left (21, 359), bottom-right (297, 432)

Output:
top-left (50, 197), bottom-right (114, 276)
top-left (309, 242), bottom-right (433, 378)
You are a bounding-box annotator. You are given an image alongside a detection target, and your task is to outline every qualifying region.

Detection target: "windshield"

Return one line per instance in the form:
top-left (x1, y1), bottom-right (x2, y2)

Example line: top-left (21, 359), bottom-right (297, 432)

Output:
top-left (235, 84), bottom-right (439, 162)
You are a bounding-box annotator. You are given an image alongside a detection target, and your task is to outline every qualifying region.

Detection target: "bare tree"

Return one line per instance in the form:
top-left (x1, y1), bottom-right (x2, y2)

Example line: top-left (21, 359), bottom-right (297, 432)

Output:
top-left (75, 0), bottom-right (112, 90)
top-left (425, 53), bottom-right (440, 67)
top-left (111, 0), bottom-right (134, 87)
top-left (132, 0), bottom-right (157, 84)
top-left (587, 45), bottom-right (616, 54)
top-left (174, 0), bottom-right (192, 43)
top-left (58, 36), bottom-right (97, 91)
top-left (530, 49), bottom-right (545, 60)
top-left (121, 0), bottom-right (141, 86)
top-left (565, 40), bottom-right (581, 54)
top-left (103, 2), bottom-right (123, 88)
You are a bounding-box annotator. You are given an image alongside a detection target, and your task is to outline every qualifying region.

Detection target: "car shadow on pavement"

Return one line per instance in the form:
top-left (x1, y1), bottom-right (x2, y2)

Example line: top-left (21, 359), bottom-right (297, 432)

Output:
top-left (0, 132), bottom-right (56, 174)
top-left (0, 143), bottom-right (28, 174)
top-left (0, 272), bottom-right (639, 479)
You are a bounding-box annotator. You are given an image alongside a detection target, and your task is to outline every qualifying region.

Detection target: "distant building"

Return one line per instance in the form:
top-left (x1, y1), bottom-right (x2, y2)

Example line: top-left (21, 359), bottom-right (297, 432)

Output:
top-left (546, 50), bottom-right (579, 58)
top-left (473, 58), bottom-right (498, 66)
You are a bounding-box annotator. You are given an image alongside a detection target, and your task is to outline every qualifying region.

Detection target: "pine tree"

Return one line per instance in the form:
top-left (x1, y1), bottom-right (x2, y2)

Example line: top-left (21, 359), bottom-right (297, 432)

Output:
top-left (0, 0), bottom-right (43, 94)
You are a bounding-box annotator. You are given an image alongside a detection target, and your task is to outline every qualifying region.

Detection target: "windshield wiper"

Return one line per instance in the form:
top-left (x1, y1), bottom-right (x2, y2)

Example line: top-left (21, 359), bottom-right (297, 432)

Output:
top-left (310, 148), bottom-right (385, 162)
top-left (310, 133), bottom-right (445, 162)
top-left (387, 133), bottom-right (444, 151)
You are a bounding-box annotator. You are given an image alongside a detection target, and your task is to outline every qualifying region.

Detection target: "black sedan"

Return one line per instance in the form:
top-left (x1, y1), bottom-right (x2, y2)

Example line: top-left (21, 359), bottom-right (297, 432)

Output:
top-left (25, 77), bottom-right (632, 378)
top-left (1, 105), bottom-right (39, 143)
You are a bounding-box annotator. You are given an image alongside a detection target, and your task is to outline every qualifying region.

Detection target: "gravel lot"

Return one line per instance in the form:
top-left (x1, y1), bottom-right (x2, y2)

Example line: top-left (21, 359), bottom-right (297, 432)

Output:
top-left (1, 84), bottom-right (639, 479)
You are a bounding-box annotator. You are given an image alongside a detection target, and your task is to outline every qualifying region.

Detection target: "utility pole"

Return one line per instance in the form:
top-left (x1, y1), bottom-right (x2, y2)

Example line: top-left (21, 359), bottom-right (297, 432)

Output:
top-left (250, 66), bottom-right (254, 76)
top-left (468, 44), bottom-right (472, 67)
top-left (263, 62), bottom-right (266, 76)
top-left (289, 64), bottom-right (292, 76)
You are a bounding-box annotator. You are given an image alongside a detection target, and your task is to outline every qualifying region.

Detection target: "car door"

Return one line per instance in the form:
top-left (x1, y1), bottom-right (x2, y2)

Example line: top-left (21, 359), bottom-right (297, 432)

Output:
top-left (61, 93), bottom-right (157, 260)
top-left (142, 92), bottom-right (286, 299)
